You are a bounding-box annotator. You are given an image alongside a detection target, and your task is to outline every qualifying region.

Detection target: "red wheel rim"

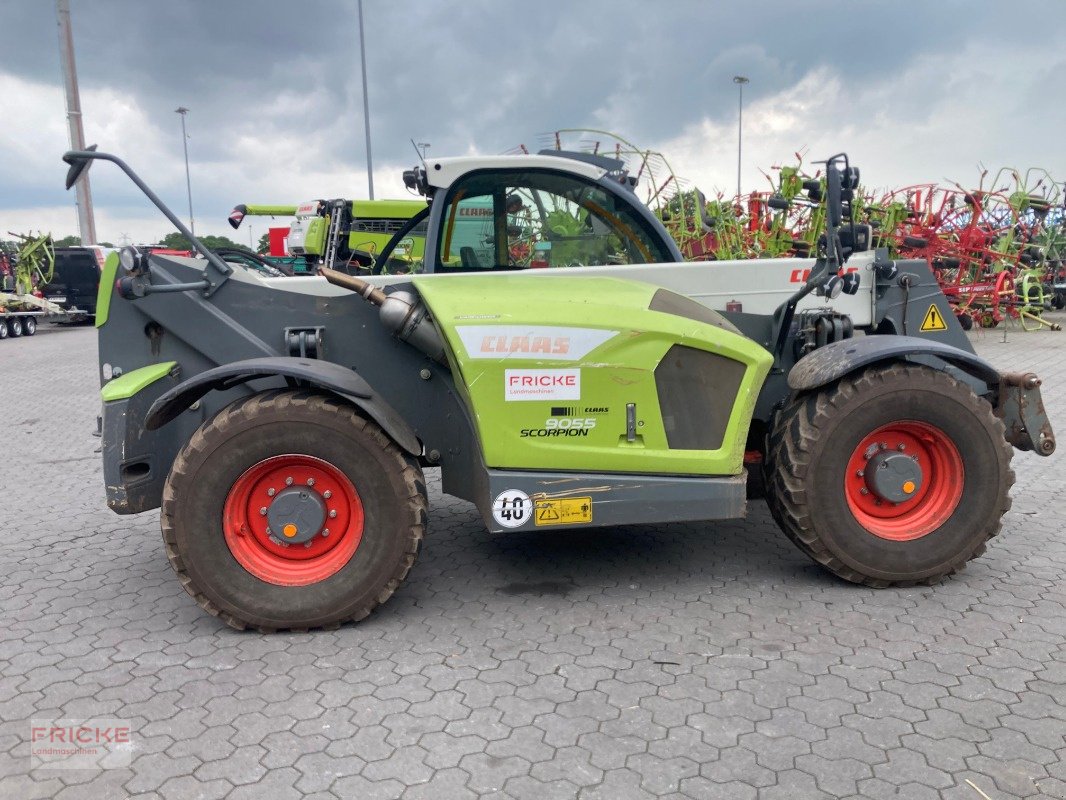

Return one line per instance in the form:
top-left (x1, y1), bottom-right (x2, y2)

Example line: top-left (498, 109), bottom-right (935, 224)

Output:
top-left (223, 455), bottom-right (364, 586)
top-left (844, 421), bottom-right (964, 541)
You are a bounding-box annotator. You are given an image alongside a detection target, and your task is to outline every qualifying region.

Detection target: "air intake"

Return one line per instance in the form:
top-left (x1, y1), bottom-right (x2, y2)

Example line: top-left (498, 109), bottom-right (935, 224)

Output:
top-left (654, 345), bottom-right (746, 450)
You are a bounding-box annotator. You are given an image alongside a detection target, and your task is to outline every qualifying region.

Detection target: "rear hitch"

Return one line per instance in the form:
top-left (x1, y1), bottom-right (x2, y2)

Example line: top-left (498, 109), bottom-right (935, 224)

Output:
top-left (997, 371), bottom-right (1055, 456)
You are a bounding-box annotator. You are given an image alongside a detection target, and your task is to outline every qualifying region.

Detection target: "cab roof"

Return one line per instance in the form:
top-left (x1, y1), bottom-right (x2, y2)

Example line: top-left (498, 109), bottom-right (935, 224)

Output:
top-left (424, 154), bottom-right (608, 190)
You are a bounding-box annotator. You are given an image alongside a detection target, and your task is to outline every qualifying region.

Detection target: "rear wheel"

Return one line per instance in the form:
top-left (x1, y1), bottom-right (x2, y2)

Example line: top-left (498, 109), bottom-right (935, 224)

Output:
top-left (0, 321), bottom-right (8, 340)
top-left (766, 363), bottom-right (1013, 586)
top-left (22, 317), bottom-right (36, 336)
top-left (8, 318), bottom-right (22, 338)
top-left (162, 390), bottom-right (427, 631)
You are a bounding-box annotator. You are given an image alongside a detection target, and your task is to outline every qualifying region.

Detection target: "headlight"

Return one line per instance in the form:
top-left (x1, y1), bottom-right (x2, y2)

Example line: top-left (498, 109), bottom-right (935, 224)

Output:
top-left (118, 246), bottom-right (147, 276)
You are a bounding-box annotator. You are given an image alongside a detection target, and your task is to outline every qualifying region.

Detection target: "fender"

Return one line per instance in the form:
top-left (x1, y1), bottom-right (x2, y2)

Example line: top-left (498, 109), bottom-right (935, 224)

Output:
top-left (787, 335), bottom-right (1055, 456)
top-left (144, 357), bottom-right (422, 456)
top-left (787, 335), bottom-right (1000, 391)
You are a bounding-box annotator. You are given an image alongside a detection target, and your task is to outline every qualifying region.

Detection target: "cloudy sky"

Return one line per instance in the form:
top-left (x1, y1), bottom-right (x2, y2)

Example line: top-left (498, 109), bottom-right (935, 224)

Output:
top-left (1, 0), bottom-right (1064, 245)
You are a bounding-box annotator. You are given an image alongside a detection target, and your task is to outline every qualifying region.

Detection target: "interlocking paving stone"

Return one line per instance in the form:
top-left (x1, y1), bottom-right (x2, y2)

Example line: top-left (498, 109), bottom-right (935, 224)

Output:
top-left (2, 320), bottom-right (1065, 798)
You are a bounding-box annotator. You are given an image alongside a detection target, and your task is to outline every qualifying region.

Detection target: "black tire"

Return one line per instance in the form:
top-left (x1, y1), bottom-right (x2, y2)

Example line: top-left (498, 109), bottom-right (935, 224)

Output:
top-left (22, 317), bottom-right (36, 336)
top-left (162, 390), bottom-right (427, 631)
top-left (956, 311), bottom-right (974, 331)
top-left (0, 321), bottom-right (7, 340)
top-left (765, 363), bottom-right (1014, 587)
top-left (8, 318), bottom-right (22, 338)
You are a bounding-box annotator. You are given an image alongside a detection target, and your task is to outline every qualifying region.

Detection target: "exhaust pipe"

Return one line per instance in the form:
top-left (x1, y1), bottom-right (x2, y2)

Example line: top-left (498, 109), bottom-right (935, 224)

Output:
top-left (319, 267), bottom-right (446, 364)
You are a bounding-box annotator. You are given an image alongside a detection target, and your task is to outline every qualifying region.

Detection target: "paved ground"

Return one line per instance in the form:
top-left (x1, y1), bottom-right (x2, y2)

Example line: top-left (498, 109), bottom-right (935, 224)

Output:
top-left (1, 320), bottom-right (1065, 800)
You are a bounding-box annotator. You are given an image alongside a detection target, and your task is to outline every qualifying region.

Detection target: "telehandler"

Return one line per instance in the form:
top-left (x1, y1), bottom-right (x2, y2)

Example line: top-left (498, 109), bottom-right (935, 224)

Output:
top-left (62, 145), bottom-right (1054, 631)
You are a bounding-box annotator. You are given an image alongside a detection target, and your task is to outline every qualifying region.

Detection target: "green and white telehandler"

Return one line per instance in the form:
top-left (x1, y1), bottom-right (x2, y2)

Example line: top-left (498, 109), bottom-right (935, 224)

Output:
top-left (62, 145), bottom-right (1054, 631)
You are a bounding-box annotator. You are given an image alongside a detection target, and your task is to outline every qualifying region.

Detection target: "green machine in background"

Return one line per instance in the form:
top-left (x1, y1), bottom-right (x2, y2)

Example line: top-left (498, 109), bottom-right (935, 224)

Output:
top-left (228, 198), bottom-right (425, 274)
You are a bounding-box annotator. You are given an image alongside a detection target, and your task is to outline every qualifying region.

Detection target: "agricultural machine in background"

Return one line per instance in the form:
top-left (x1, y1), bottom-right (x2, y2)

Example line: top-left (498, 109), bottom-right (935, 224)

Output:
top-left (0, 233), bottom-right (97, 338)
top-left (63, 143), bottom-right (1054, 632)
top-left (534, 131), bottom-right (1066, 332)
top-left (227, 198), bottom-right (424, 275)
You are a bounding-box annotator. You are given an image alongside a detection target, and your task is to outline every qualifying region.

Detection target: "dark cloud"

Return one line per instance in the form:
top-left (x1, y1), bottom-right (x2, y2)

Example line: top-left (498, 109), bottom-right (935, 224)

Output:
top-left (0, 0), bottom-right (1060, 239)
top-left (0, 0), bottom-right (1030, 162)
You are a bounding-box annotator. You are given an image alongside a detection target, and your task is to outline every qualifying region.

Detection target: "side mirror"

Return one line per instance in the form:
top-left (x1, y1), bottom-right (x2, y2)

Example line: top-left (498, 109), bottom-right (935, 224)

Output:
top-left (63, 144), bottom-right (98, 190)
top-left (228, 205), bottom-right (248, 230)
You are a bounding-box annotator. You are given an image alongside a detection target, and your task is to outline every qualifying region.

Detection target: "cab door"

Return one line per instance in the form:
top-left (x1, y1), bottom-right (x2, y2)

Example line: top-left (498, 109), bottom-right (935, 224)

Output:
top-left (427, 169), bottom-right (678, 273)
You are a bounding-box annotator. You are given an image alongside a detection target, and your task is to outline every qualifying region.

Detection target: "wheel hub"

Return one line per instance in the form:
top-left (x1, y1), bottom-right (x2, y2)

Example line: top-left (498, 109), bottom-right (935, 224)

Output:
top-left (223, 454), bottom-right (364, 586)
top-left (844, 421), bottom-right (965, 542)
top-left (266, 487), bottom-right (326, 544)
top-left (865, 451), bottom-right (923, 503)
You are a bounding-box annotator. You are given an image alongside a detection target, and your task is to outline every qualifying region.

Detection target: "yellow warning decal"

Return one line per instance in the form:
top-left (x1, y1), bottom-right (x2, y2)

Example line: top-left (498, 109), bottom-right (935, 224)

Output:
top-left (920, 304), bottom-right (948, 332)
top-left (534, 497), bottom-right (592, 526)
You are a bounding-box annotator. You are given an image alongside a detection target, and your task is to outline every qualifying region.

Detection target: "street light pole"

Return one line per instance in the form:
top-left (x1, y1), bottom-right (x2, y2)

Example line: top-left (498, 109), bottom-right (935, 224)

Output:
top-left (55, 0), bottom-right (97, 245)
top-left (175, 107), bottom-right (195, 238)
top-left (357, 0), bottom-right (375, 200)
top-left (732, 75), bottom-right (749, 199)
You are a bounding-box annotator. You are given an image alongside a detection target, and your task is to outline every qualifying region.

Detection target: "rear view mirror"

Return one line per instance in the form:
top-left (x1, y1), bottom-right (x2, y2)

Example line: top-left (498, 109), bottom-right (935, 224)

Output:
top-left (63, 144), bottom-right (98, 190)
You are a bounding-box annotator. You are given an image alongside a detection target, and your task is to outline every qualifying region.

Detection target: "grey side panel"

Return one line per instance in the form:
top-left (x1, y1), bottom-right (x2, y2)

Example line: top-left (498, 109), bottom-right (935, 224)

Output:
top-left (481, 470), bottom-right (747, 533)
top-left (787, 335), bottom-right (1001, 392)
top-left (99, 261), bottom-right (483, 513)
top-left (873, 258), bottom-right (974, 351)
top-left (102, 371), bottom-right (206, 514)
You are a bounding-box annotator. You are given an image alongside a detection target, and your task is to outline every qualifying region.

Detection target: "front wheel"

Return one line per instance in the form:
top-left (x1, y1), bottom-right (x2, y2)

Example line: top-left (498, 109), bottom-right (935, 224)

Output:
top-left (162, 390), bottom-right (427, 631)
top-left (766, 364), bottom-right (1014, 586)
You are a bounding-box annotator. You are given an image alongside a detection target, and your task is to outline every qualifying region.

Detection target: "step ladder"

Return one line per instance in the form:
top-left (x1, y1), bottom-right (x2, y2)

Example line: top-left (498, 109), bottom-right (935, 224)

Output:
top-left (322, 199), bottom-right (348, 269)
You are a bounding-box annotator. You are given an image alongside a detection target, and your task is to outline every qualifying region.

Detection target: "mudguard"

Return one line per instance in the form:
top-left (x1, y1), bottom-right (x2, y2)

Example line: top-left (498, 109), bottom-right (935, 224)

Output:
top-left (787, 335), bottom-right (1055, 456)
top-left (144, 357), bottom-right (422, 456)
top-left (787, 335), bottom-right (1000, 391)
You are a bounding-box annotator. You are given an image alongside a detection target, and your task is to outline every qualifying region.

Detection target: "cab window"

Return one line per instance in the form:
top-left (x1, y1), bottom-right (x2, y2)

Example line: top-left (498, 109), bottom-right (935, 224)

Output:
top-left (435, 170), bottom-right (672, 271)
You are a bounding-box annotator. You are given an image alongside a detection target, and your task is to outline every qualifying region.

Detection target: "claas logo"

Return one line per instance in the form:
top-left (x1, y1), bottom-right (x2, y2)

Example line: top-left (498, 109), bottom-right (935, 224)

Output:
top-left (481, 335), bottom-right (570, 355)
top-left (789, 266), bottom-right (860, 283)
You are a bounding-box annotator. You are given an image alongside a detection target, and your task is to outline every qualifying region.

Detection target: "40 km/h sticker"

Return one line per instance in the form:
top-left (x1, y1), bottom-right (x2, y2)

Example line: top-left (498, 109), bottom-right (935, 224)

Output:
top-left (535, 497), bottom-right (593, 527)
top-left (492, 490), bottom-right (532, 528)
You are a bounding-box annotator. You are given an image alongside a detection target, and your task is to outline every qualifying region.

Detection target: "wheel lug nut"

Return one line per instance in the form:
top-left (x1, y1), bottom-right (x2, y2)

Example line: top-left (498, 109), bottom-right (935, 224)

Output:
top-left (322, 528), bottom-right (330, 537)
top-left (329, 510), bottom-right (337, 519)
top-left (307, 478), bottom-right (315, 486)
top-left (860, 488), bottom-right (869, 495)
top-left (304, 541), bottom-right (313, 548)
top-left (856, 469), bottom-right (864, 477)
top-left (323, 490), bottom-right (332, 499)
top-left (259, 507), bottom-right (268, 516)
top-left (897, 444), bottom-right (906, 451)
top-left (285, 476), bottom-right (294, 486)
top-left (267, 488), bottom-right (276, 497)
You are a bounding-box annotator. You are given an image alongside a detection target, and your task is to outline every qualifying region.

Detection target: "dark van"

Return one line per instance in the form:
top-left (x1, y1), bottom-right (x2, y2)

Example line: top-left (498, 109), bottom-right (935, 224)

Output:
top-left (42, 247), bottom-right (101, 320)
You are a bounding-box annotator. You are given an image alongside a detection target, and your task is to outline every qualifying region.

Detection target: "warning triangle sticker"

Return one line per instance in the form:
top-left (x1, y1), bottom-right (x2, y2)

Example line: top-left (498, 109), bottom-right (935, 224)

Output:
top-left (920, 304), bottom-right (948, 332)
top-left (536, 503), bottom-right (560, 521)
